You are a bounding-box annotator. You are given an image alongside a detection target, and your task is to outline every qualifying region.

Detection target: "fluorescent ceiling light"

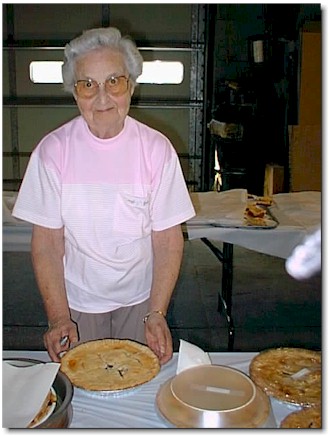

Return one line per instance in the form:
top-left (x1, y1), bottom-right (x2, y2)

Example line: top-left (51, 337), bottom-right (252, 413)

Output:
top-left (29, 60), bottom-right (184, 85)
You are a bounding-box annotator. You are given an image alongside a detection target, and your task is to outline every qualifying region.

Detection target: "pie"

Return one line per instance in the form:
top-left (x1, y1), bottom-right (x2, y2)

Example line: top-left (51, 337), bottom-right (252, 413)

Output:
top-left (246, 204), bottom-right (266, 218)
top-left (243, 213), bottom-right (268, 227)
top-left (243, 199), bottom-right (275, 227)
top-left (247, 194), bottom-right (273, 207)
top-left (249, 348), bottom-right (321, 407)
top-left (60, 339), bottom-right (160, 391)
top-left (280, 407), bottom-right (321, 428)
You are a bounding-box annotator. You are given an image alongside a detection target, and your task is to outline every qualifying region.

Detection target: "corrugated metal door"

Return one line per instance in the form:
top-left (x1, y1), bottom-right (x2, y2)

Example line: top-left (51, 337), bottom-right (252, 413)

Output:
top-left (3, 4), bottom-right (211, 192)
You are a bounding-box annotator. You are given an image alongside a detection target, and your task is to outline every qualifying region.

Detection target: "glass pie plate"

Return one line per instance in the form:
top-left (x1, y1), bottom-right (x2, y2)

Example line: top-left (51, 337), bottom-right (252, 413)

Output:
top-left (156, 365), bottom-right (277, 428)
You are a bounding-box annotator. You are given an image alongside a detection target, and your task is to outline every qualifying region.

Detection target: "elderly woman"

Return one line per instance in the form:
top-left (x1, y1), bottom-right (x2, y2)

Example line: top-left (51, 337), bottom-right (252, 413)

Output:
top-left (13, 27), bottom-right (195, 364)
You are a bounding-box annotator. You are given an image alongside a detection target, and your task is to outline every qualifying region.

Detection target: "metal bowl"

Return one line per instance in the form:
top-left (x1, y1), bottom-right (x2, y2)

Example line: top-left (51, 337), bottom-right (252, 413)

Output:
top-left (4, 358), bottom-right (73, 428)
top-left (156, 364), bottom-right (276, 428)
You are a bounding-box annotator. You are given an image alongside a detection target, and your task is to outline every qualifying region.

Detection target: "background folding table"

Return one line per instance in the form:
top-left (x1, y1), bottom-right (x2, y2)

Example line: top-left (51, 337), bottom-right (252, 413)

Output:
top-left (186, 191), bottom-right (321, 350)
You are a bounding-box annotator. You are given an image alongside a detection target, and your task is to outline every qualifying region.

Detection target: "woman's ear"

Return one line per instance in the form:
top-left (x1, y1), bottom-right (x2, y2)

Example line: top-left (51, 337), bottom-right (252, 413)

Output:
top-left (129, 82), bottom-right (135, 96)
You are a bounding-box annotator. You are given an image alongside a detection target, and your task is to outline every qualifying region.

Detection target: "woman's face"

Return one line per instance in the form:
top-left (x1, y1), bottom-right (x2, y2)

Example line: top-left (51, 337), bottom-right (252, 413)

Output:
top-left (73, 47), bottom-right (134, 139)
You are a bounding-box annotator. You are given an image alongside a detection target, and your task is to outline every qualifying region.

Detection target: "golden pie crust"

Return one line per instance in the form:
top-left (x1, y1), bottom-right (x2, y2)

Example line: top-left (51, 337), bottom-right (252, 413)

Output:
top-left (280, 407), bottom-right (322, 428)
top-left (243, 215), bottom-right (268, 227)
top-left (249, 348), bottom-right (321, 407)
top-left (247, 195), bottom-right (273, 207)
top-left (60, 339), bottom-right (160, 391)
top-left (246, 204), bottom-right (266, 218)
top-left (243, 195), bottom-right (275, 227)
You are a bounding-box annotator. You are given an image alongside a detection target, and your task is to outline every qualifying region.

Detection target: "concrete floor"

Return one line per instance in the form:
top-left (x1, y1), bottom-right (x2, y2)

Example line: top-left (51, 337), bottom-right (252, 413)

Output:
top-left (3, 239), bottom-right (321, 353)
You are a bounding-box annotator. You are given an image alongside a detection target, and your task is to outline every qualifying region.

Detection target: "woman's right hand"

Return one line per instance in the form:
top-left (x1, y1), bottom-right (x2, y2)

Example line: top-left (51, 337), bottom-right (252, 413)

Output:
top-left (44, 318), bottom-right (79, 362)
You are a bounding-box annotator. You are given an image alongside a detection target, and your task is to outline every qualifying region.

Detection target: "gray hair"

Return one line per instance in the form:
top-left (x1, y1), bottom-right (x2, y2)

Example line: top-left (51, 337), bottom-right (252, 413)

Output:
top-left (62, 27), bottom-right (143, 93)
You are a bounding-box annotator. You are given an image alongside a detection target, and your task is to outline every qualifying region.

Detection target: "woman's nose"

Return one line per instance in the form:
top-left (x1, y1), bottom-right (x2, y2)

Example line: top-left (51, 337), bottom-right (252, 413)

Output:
top-left (97, 83), bottom-right (112, 102)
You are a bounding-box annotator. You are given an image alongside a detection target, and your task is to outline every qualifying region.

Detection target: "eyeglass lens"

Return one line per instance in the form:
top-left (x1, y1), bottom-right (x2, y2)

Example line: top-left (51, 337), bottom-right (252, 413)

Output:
top-left (75, 76), bottom-right (128, 98)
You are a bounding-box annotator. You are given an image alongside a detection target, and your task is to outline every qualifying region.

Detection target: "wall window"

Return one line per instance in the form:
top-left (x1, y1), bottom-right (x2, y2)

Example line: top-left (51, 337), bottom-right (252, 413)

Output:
top-left (29, 60), bottom-right (184, 84)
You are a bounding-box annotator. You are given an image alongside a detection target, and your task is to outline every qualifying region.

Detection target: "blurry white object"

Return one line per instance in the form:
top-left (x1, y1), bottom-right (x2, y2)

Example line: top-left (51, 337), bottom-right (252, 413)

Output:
top-left (285, 228), bottom-right (321, 280)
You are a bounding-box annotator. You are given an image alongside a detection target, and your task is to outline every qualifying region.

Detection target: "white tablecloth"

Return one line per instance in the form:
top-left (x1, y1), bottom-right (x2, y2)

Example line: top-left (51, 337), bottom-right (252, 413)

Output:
top-left (187, 191), bottom-right (321, 259)
top-left (3, 350), bottom-right (302, 429)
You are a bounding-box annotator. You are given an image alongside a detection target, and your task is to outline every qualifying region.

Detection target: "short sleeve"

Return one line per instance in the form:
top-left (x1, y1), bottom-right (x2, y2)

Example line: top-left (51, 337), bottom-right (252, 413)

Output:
top-left (150, 142), bottom-right (195, 231)
top-left (12, 140), bottom-right (63, 228)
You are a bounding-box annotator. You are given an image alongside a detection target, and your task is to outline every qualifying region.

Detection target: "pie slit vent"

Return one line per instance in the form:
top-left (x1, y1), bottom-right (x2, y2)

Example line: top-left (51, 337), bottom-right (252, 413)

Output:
top-left (60, 338), bottom-right (160, 391)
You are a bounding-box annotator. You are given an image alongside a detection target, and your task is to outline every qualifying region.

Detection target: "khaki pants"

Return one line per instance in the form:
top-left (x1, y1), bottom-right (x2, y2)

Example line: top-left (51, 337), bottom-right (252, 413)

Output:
top-left (70, 299), bottom-right (149, 345)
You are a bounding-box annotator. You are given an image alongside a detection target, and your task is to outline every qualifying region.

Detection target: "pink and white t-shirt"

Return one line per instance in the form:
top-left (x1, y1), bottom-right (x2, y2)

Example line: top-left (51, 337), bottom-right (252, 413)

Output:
top-left (12, 115), bottom-right (195, 313)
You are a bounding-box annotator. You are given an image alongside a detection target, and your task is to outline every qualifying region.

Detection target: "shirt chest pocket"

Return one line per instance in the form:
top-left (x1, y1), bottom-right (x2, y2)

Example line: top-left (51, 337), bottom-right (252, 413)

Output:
top-left (113, 193), bottom-right (151, 237)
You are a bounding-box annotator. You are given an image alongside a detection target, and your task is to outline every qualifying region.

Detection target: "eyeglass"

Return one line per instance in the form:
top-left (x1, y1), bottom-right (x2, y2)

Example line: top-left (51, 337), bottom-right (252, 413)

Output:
top-left (74, 75), bottom-right (129, 98)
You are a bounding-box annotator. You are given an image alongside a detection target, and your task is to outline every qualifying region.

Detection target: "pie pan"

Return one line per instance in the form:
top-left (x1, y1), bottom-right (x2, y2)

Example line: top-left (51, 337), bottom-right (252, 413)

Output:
top-left (156, 365), bottom-right (276, 428)
top-left (4, 358), bottom-right (73, 429)
top-left (74, 384), bottom-right (142, 398)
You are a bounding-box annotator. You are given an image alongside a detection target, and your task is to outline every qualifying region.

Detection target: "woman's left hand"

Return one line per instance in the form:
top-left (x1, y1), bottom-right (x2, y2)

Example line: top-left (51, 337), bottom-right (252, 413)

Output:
top-left (144, 313), bottom-right (173, 365)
